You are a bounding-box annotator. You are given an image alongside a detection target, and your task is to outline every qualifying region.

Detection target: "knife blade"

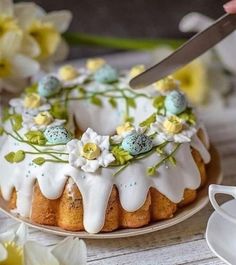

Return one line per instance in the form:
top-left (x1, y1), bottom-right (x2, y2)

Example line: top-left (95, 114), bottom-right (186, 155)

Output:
top-left (129, 13), bottom-right (236, 89)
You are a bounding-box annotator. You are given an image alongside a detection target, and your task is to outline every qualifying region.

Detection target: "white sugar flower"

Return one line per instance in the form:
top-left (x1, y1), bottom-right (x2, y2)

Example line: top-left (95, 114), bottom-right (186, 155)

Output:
top-left (67, 128), bottom-right (115, 172)
top-left (0, 31), bottom-right (39, 93)
top-left (179, 12), bottom-right (236, 75)
top-left (150, 115), bottom-right (197, 144)
top-left (9, 95), bottom-right (51, 116)
top-left (22, 113), bottom-right (66, 131)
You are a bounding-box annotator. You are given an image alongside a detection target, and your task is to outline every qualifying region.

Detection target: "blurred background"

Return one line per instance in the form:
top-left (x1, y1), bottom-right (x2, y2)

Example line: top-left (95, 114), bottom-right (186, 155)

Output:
top-left (20, 0), bottom-right (228, 59)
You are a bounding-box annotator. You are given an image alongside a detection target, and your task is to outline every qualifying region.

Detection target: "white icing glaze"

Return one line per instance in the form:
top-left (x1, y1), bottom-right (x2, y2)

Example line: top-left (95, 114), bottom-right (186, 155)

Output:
top-left (0, 69), bottom-right (211, 234)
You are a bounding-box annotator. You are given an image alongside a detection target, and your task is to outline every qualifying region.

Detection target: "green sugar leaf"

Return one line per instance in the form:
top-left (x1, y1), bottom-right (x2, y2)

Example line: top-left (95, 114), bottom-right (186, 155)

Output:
top-left (124, 116), bottom-right (134, 123)
top-left (14, 150), bottom-right (25, 163)
top-left (178, 107), bottom-right (196, 125)
top-left (153, 95), bottom-right (165, 110)
top-left (127, 98), bottom-right (136, 108)
top-left (0, 127), bottom-right (4, 136)
top-left (78, 87), bottom-right (86, 94)
top-left (25, 83), bottom-right (38, 94)
top-left (139, 113), bottom-right (156, 127)
top-left (108, 97), bottom-right (117, 108)
top-left (147, 166), bottom-right (156, 176)
top-left (2, 107), bottom-right (11, 122)
top-left (111, 146), bottom-right (133, 165)
top-left (25, 131), bottom-right (47, 145)
top-left (168, 156), bottom-right (176, 166)
top-left (4, 152), bottom-right (15, 163)
top-left (33, 157), bottom-right (45, 165)
top-left (11, 114), bottom-right (23, 131)
top-left (50, 101), bottom-right (68, 120)
top-left (90, 95), bottom-right (103, 107)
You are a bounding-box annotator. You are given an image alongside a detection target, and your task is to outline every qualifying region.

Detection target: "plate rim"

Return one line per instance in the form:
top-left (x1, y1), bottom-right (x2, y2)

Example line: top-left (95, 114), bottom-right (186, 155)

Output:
top-left (0, 145), bottom-right (223, 239)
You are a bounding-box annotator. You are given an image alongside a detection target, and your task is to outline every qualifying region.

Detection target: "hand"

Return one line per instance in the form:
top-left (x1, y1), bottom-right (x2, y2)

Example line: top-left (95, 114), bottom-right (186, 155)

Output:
top-left (224, 0), bottom-right (236, 13)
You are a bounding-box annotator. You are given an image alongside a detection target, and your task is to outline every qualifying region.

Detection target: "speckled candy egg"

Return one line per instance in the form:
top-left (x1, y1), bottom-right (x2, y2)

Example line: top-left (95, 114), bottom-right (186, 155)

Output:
top-left (44, 126), bottom-right (72, 144)
top-left (121, 133), bottom-right (153, 156)
top-left (164, 90), bottom-right (187, 115)
top-left (38, 75), bottom-right (62, 98)
top-left (94, 65), bottom-right (118, 84)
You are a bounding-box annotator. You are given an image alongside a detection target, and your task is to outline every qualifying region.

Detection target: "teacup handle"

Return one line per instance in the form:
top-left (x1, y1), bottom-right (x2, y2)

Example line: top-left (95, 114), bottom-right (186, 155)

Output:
top-left (209, 184), bottom-right (236, 223)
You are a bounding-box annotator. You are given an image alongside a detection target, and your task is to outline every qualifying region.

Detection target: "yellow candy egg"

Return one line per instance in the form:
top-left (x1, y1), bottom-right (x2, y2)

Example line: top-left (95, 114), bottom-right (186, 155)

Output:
top-left (34, 111), bottom-right (53, 126)
top-left (86, 58), bottom-right (106, 72)
top-left (163, 115), bottom-right (183, 134)
top-left (59, 65), bottom-right (78, 81)
top-left (155, 76), bottom-right (177, 94)
top-left (81, 143), bottom-right (101, 160)
top-left (116, 122), bottom-right (134, 135)
top-left (23, 93), bottom-right (41, 109)
top-left (129, 65), bottom-right (145, 78)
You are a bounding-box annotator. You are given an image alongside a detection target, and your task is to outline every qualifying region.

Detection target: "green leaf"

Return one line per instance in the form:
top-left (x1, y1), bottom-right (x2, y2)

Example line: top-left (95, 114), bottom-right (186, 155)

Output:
top-left (111, 146), bottom-right (133, 165)
top-left (78, 87), bottom-right (86, 95)
top-left (11, 114), bottom-right (23, 131)
top-left (108, 97), bottom-right (117, 108)
top-left (90, 96), bottom-right (102, 107)
top-left (124, 116), bottom-right (134, 123)
top-left (139, 113), bottom-right (156, 127)
top-left (33, 157), bottom-right (45, 165)
top-left (4, 152), bottom-right (15, 163)
top-left (127, 98), bottom-right (136, 108)
top-left (168, 156), bottom-right (176, 166)
top-left (147, 167), bottom-right (156, 176)
top-left (50, 102), bottom-right (68, 120)
top-left (153, 96), bottom-right (165, 110)
top-left (0, 127), bottom-right (4, 136)
top-left (178, 107), bottom-right (196, 125)
top-left (14, 150), bottom-right (25, 163)
top-left (25, 83), bottom-right (38, 94)
top-left (25, 131), bottom-right (47, 145)
top-left (156, 146), bottom-right (164, 155)
top-left (2, 107), bottom-right (11, 122)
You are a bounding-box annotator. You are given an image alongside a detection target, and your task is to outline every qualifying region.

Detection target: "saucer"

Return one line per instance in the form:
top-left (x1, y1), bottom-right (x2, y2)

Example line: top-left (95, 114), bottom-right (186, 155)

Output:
top-left (206, 199), bottom-right (236, 265)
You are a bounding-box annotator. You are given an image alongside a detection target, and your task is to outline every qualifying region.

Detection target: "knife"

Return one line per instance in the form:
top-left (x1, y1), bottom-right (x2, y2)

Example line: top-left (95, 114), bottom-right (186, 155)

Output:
top-left (129, 13), bottom-right (236, 89)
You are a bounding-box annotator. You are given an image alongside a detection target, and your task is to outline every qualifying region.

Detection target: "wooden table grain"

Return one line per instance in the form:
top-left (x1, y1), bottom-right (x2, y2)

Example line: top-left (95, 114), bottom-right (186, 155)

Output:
top-left (1, 52), bottom-right (236, 265)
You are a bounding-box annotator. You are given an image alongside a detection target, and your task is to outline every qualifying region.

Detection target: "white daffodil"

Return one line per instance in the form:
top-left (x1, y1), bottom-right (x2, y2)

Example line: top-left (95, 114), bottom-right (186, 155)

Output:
top-left (179, 12), bottom-right (236, 75)
top-left (13, 1), bottom-right (72, 68)
top-left (0, 31), bottom-right (39, 93)
top-left (9, 95), bottom-right (51, 116)
top-left (24, 237), bottom-right (87, 265)
top-left (150, 115), bottom-right (197, 144)
top-left (67, 128), bottom-right (115, 172)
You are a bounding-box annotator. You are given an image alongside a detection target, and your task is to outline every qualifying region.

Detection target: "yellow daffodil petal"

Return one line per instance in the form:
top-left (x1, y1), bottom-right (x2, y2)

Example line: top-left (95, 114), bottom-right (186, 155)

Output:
top-left (0, 241), bottom-right (23, 265)
top-left (155, 76), bottom-right (177, 93)
top-left (86, 58), bottom-right (106, 72)
top-left (24, 93), bottom-right (41, 108)
top-left (82, 143), bottom-right (101, 160)
top-left (0, 58), bottom-right (11, 78)
top-left (59, 65), bottom-right (78, 81)
top-left (34, 111), bottom-right (53, 125)
top-left (163, 115), bottom-right (183, 134)
top-left (28, 20), bottom-right (61, 60)
top-left (0, 15), bottom-right (19, 38)
top-left (173, 59), bottom-right (208, 105)
top-left (116, 122), bottom-right (134, 135)
top-left (129, 65), bottom-right (145, 78)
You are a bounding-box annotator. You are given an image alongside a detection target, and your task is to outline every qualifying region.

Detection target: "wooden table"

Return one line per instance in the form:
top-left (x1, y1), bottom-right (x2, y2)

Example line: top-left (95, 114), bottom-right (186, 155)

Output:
top-left (1, 52), bottom-right (236, 265)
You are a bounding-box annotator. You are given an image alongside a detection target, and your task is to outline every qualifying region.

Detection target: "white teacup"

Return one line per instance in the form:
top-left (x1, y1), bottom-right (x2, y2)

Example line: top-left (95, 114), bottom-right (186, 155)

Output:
top-left (209, 184), bottom-right (236, 223)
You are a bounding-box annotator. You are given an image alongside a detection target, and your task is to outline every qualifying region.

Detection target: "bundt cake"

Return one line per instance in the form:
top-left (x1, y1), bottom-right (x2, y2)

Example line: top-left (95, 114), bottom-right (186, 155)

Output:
top-left (0, 60), bottom-right (211, 233)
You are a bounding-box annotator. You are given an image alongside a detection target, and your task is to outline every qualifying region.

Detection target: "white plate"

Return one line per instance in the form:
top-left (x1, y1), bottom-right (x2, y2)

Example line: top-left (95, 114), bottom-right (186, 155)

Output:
top-left (0, 145), bottom-right (222, 239)
top-left (206, 199), bottom-right (236, 265)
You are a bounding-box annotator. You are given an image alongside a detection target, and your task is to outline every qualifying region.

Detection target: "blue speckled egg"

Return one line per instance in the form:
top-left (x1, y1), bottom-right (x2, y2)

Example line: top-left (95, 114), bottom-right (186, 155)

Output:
top-left (121, 133), bottom-right (153, 156)
top-left (94, 65), bottom-right (118, 84)
top-left (44, 126), bottom-right (72, 144)
top-left (38, 75), bottom-right (62, 98)
top-left (164, 90), bottom-right (187, 115)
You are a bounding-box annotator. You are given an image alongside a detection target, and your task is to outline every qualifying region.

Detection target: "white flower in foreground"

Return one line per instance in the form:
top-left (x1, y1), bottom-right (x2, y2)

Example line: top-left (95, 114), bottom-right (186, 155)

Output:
top-left (179, 12), bottom-right (236, 75)
top-left (22, 113), bottom-right (66, 131)
top-left (9, 96), bottom-right (51, 116)
top-left (67, 128), bottom-right (115, 172)
top-left (150, 115), bottom-right (197, 144)
top-left (0, 31), bottom-right (39, 93)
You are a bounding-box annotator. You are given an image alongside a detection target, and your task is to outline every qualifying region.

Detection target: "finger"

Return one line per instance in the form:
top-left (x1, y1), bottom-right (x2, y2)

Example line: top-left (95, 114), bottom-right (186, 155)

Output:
top-left (224, 0), bottom-right (236, 13)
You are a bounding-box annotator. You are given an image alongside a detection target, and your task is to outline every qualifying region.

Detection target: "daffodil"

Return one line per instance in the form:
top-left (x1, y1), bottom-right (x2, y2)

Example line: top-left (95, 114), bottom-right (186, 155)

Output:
top-left (0, 31), bottom-right (39, 93)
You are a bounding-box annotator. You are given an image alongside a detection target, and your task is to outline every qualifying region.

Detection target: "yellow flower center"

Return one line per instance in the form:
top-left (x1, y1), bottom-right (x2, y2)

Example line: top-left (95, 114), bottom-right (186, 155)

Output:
top-left (34, 111), bottom-right (54, 125)
top-left (81, 143), bottom-right (101, 160)
top-left (28, 20), bottom-right (61, 60)
top-left (86, 58), bottom-right (106, 72)
top-left (163, 115), bottom-right (183, 134)
top-left (0, 58), bottom-right (11, 78)
top-left (59, 65), bottom-right (78, 81)
top-left (0, 16), bottom-right (19, 38)
top-left (0, 241), bottom-right (23, 265)
top-left (155, 76), bottom-right (177, 93)
top-left (23, 93), bottom-right (41, 108)
top-left (129, 65), bottom-right (145, 78)
top-left (116, 122), bottom-right (134, 135)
